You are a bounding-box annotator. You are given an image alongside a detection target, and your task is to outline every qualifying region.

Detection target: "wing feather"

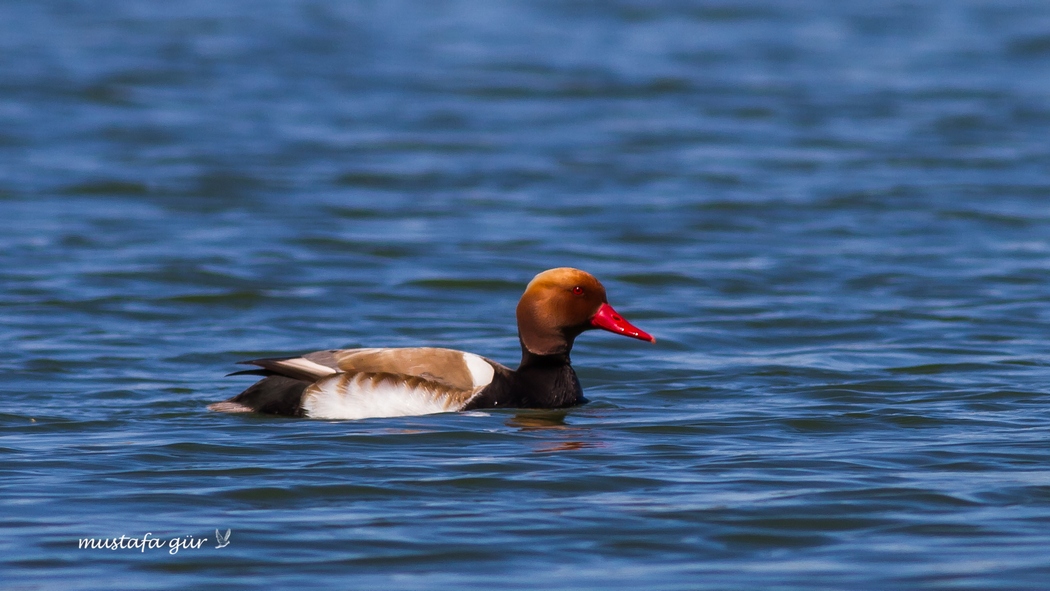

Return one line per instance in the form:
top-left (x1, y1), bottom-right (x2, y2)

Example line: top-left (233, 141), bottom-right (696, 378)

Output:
top-left (229, 347), bottom-right (507, 420)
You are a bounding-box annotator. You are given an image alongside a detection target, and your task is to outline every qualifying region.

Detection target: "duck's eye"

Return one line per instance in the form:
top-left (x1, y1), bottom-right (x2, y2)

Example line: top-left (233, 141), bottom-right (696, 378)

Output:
top-left (572, 286), bottom-right (584, 296)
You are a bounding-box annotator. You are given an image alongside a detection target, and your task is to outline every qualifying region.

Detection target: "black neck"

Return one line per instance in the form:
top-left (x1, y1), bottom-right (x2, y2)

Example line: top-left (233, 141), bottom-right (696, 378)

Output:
top-left (463, 342), bottom-right (584, 411)
top-left (518, 346), bottom-right (571, 371)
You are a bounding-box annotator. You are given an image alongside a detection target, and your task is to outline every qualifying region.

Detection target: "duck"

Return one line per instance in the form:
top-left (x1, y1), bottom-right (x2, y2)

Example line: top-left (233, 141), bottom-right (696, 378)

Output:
top-left (208, 267), bottom-right (655, 419)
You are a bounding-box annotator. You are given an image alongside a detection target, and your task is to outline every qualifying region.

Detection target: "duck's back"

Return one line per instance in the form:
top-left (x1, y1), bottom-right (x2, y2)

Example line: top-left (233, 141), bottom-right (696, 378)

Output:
top-left (210, 347), bottom-right (508, 419)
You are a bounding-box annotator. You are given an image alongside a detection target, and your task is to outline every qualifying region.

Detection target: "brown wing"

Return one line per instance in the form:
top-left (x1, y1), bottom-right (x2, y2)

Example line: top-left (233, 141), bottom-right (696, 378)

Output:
top-left (238, 347), bottom-right (506, 391)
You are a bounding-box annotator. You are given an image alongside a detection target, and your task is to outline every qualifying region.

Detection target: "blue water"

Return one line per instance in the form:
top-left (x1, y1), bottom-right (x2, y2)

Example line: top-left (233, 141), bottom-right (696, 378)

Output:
top-left (4, 1), bottom-right (1050, 589)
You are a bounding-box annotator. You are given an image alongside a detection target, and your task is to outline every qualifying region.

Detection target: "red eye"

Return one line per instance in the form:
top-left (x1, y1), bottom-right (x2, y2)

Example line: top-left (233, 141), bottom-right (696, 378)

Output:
top-left (572, 286), bottom-right (584, 296)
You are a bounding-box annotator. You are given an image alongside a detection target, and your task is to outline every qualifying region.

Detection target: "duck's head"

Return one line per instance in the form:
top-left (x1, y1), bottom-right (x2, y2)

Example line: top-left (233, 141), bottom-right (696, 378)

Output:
top-left (516, 267), bottom-right (655, 357)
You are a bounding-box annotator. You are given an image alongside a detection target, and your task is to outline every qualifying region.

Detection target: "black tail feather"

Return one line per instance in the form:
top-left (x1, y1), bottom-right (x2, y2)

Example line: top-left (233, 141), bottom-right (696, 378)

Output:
top-left (220, 375), bottom-right (309, 416)
top-left (235, 357), bottom-right (332, 382)
top-left (225, 369), bottom-right (273, 377)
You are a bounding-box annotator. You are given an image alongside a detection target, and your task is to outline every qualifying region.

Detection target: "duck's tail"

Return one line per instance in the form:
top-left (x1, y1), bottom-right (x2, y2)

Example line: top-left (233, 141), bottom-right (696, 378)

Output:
top-left (208, 375), bottom-right (310, 416)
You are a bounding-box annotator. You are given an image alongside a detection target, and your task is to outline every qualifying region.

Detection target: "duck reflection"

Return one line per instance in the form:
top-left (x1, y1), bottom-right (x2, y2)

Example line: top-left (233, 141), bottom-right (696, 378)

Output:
top-left (507, 410), bottom-right (602, 453)
top-left (507, 410), bottom-right (570, 430)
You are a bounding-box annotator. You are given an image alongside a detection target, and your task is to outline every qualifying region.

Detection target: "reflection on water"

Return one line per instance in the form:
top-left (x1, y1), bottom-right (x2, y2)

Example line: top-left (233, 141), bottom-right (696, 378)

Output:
top-left (509, 410), bottom-right (601, 453)
top-left (507, 410), bottom-right (571, 430)
top-left (534, 440), bottom-right (595, 454)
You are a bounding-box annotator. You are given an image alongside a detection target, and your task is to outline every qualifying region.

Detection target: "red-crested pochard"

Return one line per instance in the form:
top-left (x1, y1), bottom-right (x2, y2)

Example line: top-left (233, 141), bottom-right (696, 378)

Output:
top-left (209, 267), bottom-right (654, 419)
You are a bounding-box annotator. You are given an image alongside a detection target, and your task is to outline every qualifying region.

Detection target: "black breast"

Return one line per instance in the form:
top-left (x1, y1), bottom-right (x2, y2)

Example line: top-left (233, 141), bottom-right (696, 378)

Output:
top-left (464, 354), bottom-right (586, 410)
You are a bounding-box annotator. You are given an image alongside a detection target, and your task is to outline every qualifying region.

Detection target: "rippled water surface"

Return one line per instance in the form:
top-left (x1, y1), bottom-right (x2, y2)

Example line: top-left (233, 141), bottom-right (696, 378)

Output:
top-left (4, 1), bottom-right (1050, 589)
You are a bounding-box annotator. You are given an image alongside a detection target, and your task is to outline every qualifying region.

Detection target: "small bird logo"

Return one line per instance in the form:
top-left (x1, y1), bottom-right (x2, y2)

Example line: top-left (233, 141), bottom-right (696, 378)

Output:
top-left (215, 529), bottom-right (231, 549)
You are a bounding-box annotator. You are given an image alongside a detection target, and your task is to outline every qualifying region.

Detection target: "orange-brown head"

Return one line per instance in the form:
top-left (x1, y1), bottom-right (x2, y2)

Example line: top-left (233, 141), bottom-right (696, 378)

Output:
top-left (515, 267), bottom-right (655, 356)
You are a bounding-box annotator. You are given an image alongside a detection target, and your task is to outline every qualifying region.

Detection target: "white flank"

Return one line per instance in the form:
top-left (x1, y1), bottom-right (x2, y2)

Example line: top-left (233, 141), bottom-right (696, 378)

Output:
top-left (462, 352), bottom-right (495, 388)
top-left (302, 374), bottom-right (465, 420)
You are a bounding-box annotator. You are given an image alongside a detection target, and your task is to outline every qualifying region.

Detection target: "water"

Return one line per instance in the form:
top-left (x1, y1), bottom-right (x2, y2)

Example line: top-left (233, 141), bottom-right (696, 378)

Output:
top-left (3, 1), bottom-right (1050, 588)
